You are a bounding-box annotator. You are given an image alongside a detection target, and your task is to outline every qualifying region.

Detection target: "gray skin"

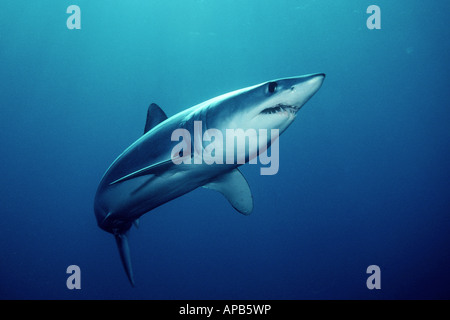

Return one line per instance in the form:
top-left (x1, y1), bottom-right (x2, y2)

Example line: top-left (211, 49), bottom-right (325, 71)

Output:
top-left (94, 73), bottom-right (325, 286)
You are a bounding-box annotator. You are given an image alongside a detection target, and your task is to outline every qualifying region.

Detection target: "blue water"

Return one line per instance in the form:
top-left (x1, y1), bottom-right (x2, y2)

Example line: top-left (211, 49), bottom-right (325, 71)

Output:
top-left (1, 0), bottom-right (449, 299)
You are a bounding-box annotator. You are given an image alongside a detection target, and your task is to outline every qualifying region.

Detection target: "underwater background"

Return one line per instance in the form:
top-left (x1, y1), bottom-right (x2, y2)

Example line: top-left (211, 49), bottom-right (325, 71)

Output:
top-left (0, 0), bottom-right (449, 299)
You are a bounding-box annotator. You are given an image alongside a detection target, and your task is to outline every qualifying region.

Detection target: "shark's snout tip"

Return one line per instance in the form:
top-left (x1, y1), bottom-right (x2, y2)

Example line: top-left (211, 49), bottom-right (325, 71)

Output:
top-left (307, 73), bottom-right (325, 85)
top-left (310, 73), bottom-right (325, 87)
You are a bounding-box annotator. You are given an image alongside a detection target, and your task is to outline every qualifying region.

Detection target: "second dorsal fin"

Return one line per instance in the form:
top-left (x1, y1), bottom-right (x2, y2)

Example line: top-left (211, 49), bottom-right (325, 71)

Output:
top-left (144, 103), bottom-right (168, 134)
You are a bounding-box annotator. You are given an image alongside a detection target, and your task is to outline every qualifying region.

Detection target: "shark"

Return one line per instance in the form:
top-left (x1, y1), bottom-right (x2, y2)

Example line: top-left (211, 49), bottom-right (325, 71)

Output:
top-left (94, 73), bottom-right (325, 286)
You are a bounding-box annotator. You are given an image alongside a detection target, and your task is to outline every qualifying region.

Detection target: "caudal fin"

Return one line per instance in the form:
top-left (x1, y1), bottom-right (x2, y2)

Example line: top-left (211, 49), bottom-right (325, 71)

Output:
top-left (114, 233), bottom-right (135, 287)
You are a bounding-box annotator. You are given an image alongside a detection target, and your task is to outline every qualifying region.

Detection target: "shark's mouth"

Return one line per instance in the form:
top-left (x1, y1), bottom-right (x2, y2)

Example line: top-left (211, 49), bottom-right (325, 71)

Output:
top-left (260, 104), bottom-right (299, 115)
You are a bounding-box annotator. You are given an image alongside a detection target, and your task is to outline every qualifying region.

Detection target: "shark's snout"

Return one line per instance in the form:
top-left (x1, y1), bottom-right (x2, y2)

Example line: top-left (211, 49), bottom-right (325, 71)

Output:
top-left (307, 73), bottom-right (325, 92)
top-left (294, 73), bottom-right (325, 92)
top-left (289, 73), bottom-right (325, 109)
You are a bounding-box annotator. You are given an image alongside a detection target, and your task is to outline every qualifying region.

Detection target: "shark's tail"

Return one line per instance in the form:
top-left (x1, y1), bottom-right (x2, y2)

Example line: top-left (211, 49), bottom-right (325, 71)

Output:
top-left (114, 233), bottom-right (135, 287)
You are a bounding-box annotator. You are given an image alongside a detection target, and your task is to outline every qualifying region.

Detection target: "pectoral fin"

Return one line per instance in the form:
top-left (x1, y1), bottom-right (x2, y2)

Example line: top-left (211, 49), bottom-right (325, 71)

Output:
top-left (203, 169), bottom-right (253, 215)
top-left (109, 159), bottom-right (174, 185)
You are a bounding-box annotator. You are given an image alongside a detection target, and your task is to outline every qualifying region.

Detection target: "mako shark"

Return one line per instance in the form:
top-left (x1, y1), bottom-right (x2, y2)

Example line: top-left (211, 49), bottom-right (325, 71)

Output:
top-left (94, 73), bottom-right (325, 286)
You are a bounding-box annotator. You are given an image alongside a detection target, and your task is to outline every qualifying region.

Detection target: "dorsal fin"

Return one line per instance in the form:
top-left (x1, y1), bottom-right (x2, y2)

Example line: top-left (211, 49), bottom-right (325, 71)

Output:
top-left (203, 169), bottom-right (253, 215)
top-left (144, 103), bottom-right (168, 134)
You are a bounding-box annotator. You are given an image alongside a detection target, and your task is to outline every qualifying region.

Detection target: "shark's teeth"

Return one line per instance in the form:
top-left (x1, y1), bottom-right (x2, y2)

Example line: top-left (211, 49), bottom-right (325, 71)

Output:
top-left (260, 104), bottom-right (298, 115)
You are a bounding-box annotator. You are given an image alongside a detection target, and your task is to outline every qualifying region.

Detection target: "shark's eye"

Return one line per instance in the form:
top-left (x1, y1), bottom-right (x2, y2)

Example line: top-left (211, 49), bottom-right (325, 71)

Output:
top-left (268, 82), bottom-right (278, 93)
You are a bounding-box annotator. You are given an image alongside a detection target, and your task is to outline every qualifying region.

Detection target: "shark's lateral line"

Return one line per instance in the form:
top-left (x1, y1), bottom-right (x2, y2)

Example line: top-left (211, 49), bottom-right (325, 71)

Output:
top-left (94, 74), bottom-right (325, 286)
